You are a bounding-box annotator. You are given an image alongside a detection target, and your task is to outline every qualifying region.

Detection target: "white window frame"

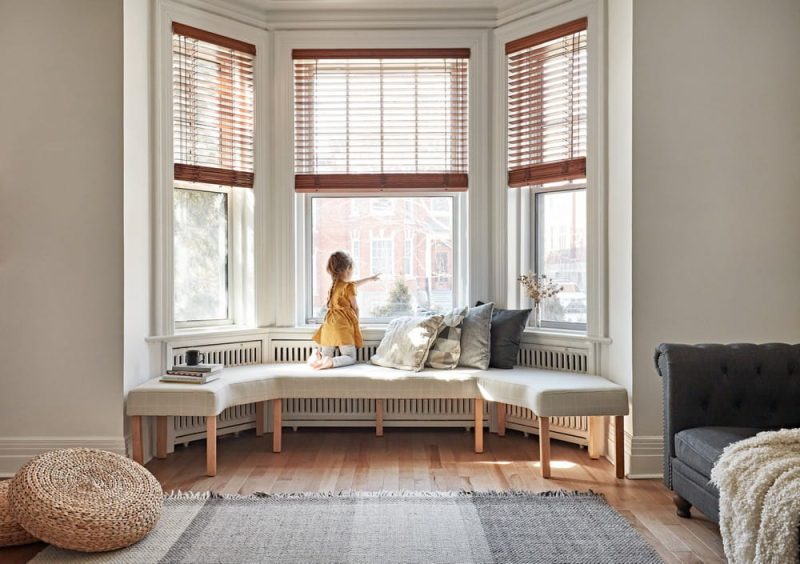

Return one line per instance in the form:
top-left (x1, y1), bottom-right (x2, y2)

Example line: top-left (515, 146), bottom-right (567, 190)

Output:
top-left (153, 2), bottom-right (268, 335)
top-left (301, 192), bottom-right (467, 325)
top-left (494, 1), bottom-right (606, 339)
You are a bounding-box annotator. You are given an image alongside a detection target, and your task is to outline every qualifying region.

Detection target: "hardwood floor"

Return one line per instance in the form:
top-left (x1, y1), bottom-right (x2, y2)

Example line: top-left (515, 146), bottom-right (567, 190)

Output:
top-left (1, 428), bottom-right (724, 563)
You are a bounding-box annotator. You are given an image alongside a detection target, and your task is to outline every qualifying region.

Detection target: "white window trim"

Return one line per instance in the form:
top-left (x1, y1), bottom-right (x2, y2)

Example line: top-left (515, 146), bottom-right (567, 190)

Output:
top-left (493, 0), bottom-right (607, 339)
top-left (153, 1), bottom-right (269, 335)
top-left (300, 192), bottom-right (468, 325)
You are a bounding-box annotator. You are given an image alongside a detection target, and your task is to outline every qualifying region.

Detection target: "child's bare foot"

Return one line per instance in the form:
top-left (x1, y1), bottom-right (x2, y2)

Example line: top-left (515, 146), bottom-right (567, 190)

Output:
top-left (313, 356), bottom-right (334, 370)
top-left (308, 350), bottom-right (322, 368)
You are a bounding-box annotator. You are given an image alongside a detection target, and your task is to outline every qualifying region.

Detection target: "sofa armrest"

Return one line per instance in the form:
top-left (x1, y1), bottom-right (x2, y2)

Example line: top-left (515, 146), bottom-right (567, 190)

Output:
top-left (655, 342), bottom-right (800, 487)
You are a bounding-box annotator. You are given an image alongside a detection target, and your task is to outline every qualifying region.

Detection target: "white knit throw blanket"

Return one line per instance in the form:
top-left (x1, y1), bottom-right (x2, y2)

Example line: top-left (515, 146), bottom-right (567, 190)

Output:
top-left (710, 428), bottom-right (800, 564)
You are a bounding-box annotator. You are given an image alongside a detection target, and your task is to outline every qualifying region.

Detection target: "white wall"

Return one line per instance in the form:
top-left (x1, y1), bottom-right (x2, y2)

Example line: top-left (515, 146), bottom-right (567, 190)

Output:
top-left (0, 0), bottom-right (125, 475)
top-left (604, 0), bottom-right (634, 466)
top-left (625, 0), bottom-right (800, 471)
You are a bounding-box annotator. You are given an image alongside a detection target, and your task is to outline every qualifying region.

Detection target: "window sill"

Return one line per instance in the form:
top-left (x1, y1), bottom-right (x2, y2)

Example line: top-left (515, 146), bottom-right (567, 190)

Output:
top-left (147, 326), bottom-right (267, 344)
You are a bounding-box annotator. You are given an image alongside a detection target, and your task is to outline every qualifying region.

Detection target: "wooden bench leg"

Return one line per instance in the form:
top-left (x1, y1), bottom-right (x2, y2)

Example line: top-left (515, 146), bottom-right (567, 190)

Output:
top-left (539, 416), bottom-right (551, 478)
top-left (376, 399), bottom-right (384, 437)
top-left (615, 415), bottom-right (625, 479)
top-left (588, 416), bottom-right (604, 460)
top-left (131, 416), bottom-right (143, 464)
top-left (474, 398), bottom-right (484, 453)
top-left (256, 401), bottom-right (265, 437)
top-left (206, 415), bottom-right (217, 477)
top-left (272, 399), bottom-right (282, 453)
top-left (156, 416), bottom-right (168, 459)
top-left (497, 402), bottom-right (506, 437)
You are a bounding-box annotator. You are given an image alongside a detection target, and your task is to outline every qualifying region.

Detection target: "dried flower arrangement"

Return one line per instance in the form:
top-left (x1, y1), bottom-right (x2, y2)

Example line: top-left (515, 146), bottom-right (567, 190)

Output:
top-left (517, 272), bottom-right (563, 304)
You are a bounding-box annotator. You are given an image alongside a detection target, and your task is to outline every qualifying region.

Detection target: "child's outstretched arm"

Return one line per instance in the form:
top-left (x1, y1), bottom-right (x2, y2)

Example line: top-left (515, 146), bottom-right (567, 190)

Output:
top-left (353, 273), bottom-right (381, 287)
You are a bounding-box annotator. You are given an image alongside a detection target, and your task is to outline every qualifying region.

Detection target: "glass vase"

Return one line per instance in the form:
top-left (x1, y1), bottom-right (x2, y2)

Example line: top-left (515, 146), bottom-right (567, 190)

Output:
top-left (532, 301), bottom-right (542, 328)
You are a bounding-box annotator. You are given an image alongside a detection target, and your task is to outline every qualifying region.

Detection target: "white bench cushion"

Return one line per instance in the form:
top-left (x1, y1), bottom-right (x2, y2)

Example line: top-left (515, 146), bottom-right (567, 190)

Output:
top-left (127, 363), bottom-right (483, 417)
top-left (126, 363), bottom-right (629, 418)
top-left (479, 367), bottom-right (629, 417)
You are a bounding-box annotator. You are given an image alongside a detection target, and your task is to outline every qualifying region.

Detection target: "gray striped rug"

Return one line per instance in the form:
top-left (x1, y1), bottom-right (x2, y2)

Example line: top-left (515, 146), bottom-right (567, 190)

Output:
top-left (33, 491), bottom-right (662, 563)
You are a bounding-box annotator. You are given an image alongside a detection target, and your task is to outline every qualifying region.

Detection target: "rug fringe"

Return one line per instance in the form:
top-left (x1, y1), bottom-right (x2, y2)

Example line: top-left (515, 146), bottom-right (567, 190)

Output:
top-left (164, 489), bottom-right (602, 500)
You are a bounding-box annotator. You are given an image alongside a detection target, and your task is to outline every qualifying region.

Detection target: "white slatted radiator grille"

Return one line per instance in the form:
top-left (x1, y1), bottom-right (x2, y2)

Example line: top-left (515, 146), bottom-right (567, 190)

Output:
top-left (170, 341), bottom-right (262, 447)
top-left (168, 338), bottom-right (591, 448)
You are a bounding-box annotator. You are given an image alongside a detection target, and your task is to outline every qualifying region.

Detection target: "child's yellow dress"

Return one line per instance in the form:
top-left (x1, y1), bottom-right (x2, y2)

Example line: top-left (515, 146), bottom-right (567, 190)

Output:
top-left (313, 280), bottom-right (363, 348)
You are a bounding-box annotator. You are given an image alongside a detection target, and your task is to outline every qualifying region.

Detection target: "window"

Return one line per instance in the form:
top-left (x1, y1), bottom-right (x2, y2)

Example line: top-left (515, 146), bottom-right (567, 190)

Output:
top-left (297, 48), bottom-right (468, 322)
top-left (309, 197), bottom-right (455, 321)
top-left (371, 239), bottom-right (394, 276)
top-left (293, 49), bottom-right (469, 192)
top-left (172, 23), bottom-right (256, 328)
top-left (174, 187), bottom-right (229, 322)
top-left (536, 189), bottom-right (586, 327)
top-left (506, 20), bottom-right (588, 332)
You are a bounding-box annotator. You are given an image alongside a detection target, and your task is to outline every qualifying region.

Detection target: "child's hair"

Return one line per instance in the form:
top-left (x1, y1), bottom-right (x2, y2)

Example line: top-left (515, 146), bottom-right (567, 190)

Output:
top-left (326, 251), bottom-right (353, 307)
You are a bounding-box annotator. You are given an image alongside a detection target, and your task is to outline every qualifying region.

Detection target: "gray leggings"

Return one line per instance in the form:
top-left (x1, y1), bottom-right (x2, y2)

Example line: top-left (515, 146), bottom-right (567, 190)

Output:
top-left (311, 345), bottom-right (357, 368)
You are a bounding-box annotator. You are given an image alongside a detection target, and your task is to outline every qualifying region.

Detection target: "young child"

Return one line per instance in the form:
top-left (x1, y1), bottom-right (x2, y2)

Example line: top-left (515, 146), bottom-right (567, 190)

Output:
top-left (310, 251), bottom-right (380, 370)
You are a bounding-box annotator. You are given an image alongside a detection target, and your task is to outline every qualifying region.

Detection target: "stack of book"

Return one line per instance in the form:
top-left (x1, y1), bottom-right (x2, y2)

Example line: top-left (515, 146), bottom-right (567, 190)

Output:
top-left (160, 363), bottom-right (223, 385)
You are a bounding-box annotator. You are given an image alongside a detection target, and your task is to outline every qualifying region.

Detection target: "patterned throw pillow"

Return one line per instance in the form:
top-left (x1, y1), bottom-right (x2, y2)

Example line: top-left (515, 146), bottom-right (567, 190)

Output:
top-left (371, 315), bottom-right (445, 372)
top-left (426, 306), bottom-right (469, 369)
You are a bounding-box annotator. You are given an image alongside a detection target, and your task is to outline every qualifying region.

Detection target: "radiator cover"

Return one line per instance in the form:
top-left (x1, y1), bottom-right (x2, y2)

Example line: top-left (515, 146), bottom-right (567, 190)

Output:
top-left (167, 338), bottom-right (591, 450)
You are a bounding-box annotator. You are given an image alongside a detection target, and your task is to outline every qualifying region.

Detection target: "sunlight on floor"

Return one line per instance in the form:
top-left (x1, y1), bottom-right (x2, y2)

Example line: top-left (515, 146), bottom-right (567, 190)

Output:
top-left (474, 460), bottom-right (577, 469)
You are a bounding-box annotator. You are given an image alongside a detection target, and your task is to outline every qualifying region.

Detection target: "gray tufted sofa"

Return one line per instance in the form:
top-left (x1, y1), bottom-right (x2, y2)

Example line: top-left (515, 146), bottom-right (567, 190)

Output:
top-left (656, 343), bottom-right (800, 522)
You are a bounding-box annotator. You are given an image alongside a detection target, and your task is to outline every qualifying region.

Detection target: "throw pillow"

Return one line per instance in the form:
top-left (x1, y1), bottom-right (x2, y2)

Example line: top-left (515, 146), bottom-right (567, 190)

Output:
top-left (426, 306), bottom-right (469, 369)
top-left (457, 302), bottom-right (494, 370)
top-left (476, 301), bottom-right (531, 369)
top-left (371, 315), bottom-right (445, 372)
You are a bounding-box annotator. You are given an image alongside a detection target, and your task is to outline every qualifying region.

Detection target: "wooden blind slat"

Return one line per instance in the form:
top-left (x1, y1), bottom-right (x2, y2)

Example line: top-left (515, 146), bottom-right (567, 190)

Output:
top-left (173, 24), bottom-right (255, 189)
top-left (294, 50), bottom-right (469, 193)
top-left (506, 21), bottom-right (587, 189)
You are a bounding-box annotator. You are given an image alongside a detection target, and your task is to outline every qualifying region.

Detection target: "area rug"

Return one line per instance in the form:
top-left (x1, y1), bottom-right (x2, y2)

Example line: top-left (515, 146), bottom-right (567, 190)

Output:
top-left (32, 491), bottom-right (662, 563)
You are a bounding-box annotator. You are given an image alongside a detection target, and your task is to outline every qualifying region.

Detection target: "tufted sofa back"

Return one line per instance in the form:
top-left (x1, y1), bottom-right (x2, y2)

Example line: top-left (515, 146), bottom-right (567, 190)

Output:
top-left (656, 343), bottom-right (800, 486)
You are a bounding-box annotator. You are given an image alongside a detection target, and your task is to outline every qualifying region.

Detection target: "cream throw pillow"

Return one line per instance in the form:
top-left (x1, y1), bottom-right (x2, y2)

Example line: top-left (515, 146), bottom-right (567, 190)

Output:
top-left (426, 306), bottom-right (468, 369)
top-left (371, 315), bottom-right (444, 372)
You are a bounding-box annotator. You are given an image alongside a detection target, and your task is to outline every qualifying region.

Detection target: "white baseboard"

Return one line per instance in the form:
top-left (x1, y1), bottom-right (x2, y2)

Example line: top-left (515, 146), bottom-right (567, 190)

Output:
top-left (604, 424), bottom-right (664, 480)
top-left (627, 434), bottom-right (664, 478)
top-left (0, 437), bottom-right (127, 477)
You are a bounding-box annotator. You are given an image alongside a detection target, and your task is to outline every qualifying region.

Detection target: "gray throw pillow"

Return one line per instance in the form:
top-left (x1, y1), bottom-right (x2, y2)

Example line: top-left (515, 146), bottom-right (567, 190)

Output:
top-left (477, 301), bottom-right (531, 369)
top-left (457, 302), bottom-right (494, 370)
top-left (426, 306), bottom-right (468, 369)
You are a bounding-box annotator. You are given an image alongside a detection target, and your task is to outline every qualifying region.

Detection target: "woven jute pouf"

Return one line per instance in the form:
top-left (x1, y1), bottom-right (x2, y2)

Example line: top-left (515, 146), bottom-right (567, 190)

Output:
top-left (8, 448), bottom-right (162, 552)
top-left (0, 481), bottom-right (38, 547)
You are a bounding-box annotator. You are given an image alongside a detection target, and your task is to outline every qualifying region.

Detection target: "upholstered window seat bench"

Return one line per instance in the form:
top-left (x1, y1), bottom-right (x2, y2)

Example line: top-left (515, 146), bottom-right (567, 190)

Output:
top-left (127, 363), bottom-right (629, 479)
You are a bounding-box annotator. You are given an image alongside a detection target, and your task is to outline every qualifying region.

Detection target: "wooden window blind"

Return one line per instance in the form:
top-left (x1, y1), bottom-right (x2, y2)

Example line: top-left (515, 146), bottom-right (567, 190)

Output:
top-left (506, 18), bottom-right (587, 188)
top-left (172, 22), bottom-right (256, 188)
top-left (293, 49), bottom-right (469, 192)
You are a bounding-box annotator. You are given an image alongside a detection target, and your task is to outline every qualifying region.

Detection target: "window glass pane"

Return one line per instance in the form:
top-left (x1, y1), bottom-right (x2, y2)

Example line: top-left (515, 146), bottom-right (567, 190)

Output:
top-left (311, 197), bottom-right (454, 320)
top-left (536, 189), bottom-right (586, 326)
top-left (174, 187), bottom-right (228, 322)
